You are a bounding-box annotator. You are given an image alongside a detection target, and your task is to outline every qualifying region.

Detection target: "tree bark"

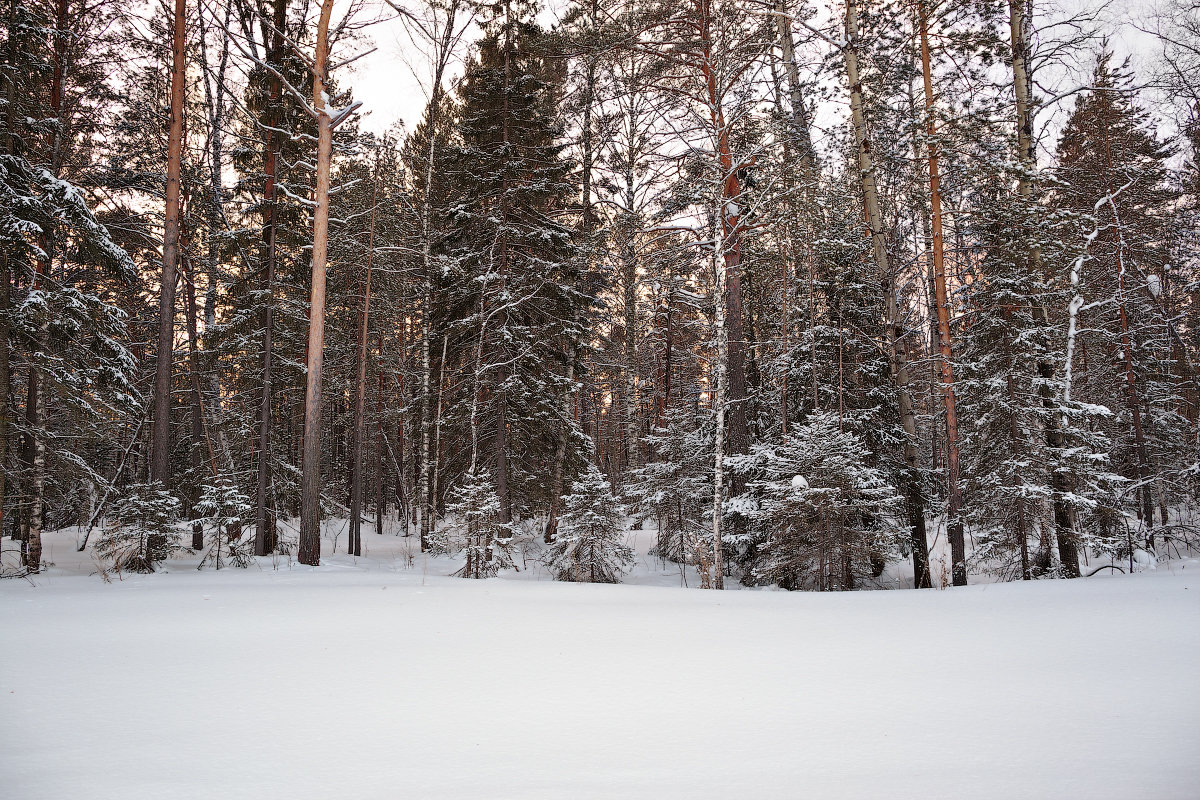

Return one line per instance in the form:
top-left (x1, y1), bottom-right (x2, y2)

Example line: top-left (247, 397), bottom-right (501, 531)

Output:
top-left (1110, 198), bottom-right (1156, 539)
top-left (843, 0), bottom-right (931, 588)
top-left (431, 334), bottom-right (448, 526)
top-left (492, 0), bottom-right (514, 531)
top-left (711, 195), bottom-right (728, 591)
top-left (773, 2), bottom-right (816, 174)
top-left (698, 0), bottom-right (749, 492)
top-left (918, 1), bottom-right (966, 586)
top-left (545, 344), bottom-right (578, 543)
top-left (375, 330), bottom-right (385, 536)
top-left (349, 150), bottom-right (381, 558)
top-left (298, 0), bottom-right (335, 566)
top-left (151, 0), bottom-right (187, 488)
top-left (22, 0), bottom-right (74, 570)
top-left (183, 248), bottom-right (209, 551)
top-left (1008, 0), bottom-right (1080, 577)
top-left (0, 0), bottom-right (17, 545)
top-left (0, 221), bottom-right (8, 549)
top-left (254, 0), bottom-right (287, 557)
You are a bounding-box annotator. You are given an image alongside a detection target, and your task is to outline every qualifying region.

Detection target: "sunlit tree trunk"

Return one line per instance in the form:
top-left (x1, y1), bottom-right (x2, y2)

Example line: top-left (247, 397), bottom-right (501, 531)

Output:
top-left (298, 0), bottom-right (336, 566)
top-left (918, 0), bottom-right (966, 586)
top-left (151, 0), bottom-right (187, 488)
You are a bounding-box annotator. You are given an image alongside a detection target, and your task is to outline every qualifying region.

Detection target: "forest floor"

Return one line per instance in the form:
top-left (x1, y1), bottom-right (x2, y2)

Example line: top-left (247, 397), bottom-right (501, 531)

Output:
top-left (2, 522), bottom-right (1198, 799)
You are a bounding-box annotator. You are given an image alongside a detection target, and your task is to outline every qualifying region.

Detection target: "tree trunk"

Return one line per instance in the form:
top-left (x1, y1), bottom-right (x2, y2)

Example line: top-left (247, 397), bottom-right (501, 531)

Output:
top-left (375, 330), bottom-right (386, 536)
top-left (22, 0), bottom-right (74, 571)
top-left (151, 0), bottom-right (187, 488)
top-left (198, 0), bottom-right (233, 480)
top-left (0, 223), bottom-right (8, 549)
top-left (843, 0), bottom-right (931, 588)
top-left (623, 249), bottom-right (639, 476)
top-left (431, 334), bottom-right (448, 525)
top-left (711, 196), bottom-right (728, 591)
top-left (183, 253), bottom-right (209, 551)
top-left (298, 0), bottom-right (335, 566)
top-left (415, 0), bottom-right (459, 550)
top-left (0, 0), bottom-right (15, 544)
top-left (492, 0), bottom-right (514, 532)
top-left (1007, 0), bottom-right (1080, 577)
top-left (1112, 206), bottom-right (1156, 540)
top-left (773, 2), bottom-right (816, 174)
top-left (545, 345), bottom-right (578, 543)
top-left (550, 0), bottom-right (598, 534)
top-left (349, 151), bottom-right (381, 558)
top-left (698, 0), bottom-right (749, 500)
top-left (918, 1), bottom-right (966, 586)
top-left (254, 0), bottom-right (287, 557)
top-left (25, 394), bottom-right (45, 572)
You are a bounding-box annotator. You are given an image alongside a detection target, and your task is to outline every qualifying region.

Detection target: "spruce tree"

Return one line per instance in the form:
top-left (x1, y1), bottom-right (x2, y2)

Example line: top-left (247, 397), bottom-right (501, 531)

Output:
top-left (1055, 50), bottom-right (1187, 546)
top-left (441, 0), bottom-right (590, 530)
top-left (545, 463), bottom-right (633, 583)
top-left (96, 482), bottom-right (182, 573)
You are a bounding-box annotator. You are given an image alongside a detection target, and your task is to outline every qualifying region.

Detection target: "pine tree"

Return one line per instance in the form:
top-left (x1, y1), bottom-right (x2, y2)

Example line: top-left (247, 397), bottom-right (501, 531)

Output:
top-left (1, 0), bottom-right (136, 570)
top-left (959, 159), bottom-right (1118, 578)
top-left (0, 154), bottom-right (138, 570)
top-left (627, 408), bottom-right (713, 568)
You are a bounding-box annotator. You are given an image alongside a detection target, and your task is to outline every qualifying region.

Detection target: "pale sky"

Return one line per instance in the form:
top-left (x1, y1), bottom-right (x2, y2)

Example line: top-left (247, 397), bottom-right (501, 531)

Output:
top-left (343, 0), bottom-right (1175, 145)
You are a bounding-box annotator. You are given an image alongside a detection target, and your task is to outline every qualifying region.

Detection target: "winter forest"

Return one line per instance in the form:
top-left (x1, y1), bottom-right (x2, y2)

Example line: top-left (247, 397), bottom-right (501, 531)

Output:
top-left (2, 0), bottom-right (1199, 795)
top-left (4, 0), bottom-right (1200, 587)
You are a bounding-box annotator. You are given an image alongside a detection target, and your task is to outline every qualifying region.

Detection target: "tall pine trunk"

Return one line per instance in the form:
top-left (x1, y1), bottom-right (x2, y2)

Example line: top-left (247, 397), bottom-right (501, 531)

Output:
top-left (255, 0), bottom-right (287, 557)
top-left (0, 0), bottom-right (13, 541)
top-left (349, 152), bottom-right (381, 558)
top-left (417, 3), bottom-right (458, 549)
top-left (298, 0), bottom-right (336, 566)
top-left (375, 330), bottom-right (386, 536)
top-left (151, 0), bottom-right (187, 488)
top-left (843, 0), bottom-right (931, 588)
top-left (918, 1), bottom-right (966, 586)
top-left (696, 0), bottom-right (752, 587)
top-left (699, 0), bottom-right (749, 501)
top-left (21, 0), bottom-right (68, 569)
top-left (711, 194), bottom-right (728, 591)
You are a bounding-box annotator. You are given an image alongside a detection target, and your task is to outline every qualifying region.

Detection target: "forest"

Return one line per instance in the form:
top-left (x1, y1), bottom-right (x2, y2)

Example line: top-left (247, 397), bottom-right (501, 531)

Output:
top-left (2, 0), bottom-right (1199, 590)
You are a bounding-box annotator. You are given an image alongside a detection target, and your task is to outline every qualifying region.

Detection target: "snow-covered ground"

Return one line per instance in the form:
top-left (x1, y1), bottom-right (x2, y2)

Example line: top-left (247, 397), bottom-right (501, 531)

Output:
top-left (2, 524), bottom-right (1198, 799)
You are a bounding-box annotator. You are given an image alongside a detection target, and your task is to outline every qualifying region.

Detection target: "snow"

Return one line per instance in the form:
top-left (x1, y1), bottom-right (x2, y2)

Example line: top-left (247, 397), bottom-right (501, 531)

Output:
top-left (1134, 548), bottom-right (1159, 570)
top-left (2, 526), bottom-right (1198, 799)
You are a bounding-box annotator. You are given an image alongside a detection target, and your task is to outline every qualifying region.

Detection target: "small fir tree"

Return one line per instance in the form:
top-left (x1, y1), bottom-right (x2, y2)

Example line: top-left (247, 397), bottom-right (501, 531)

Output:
top-left (95, 483), bottom-right (181, 573)
top-left (739, 414), bottom-right (904, 591)
top-left (445, 469), bottom-right (512, 579)
top-left (546, 464), bottom-right (634, 583)
top-left (194, 475), bottom-right (253, 569)
top-left (627, 408), bottom-right (713, 565)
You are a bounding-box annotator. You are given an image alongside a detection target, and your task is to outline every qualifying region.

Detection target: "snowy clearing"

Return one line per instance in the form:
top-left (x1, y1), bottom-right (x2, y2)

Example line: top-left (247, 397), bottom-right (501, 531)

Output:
top-left (2, 526), bottom-right (1198, 799)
